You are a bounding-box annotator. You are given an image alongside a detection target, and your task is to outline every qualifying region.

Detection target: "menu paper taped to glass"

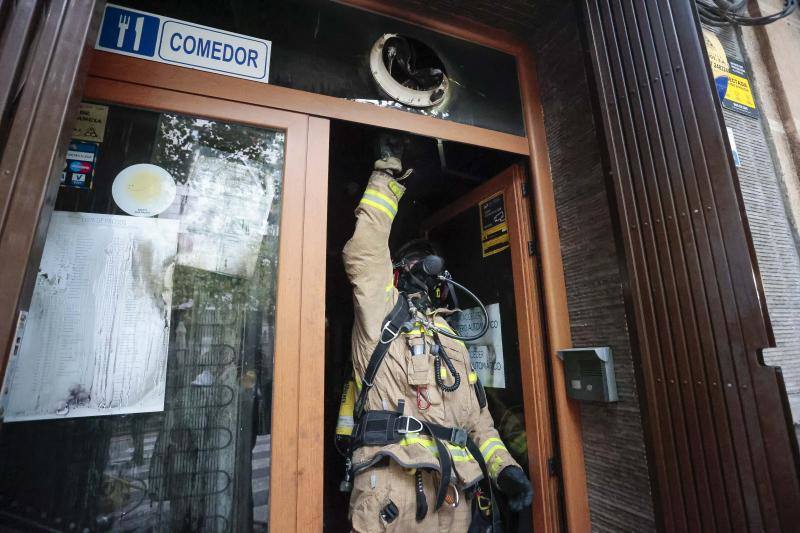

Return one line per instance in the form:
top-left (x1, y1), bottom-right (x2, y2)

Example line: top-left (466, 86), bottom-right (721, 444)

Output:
top-left (452, 303), bottom-right (505, 388)
top-left (0, 212), bottom-right (179, 422)
top-left (175, 146), bottom-right (275, 278)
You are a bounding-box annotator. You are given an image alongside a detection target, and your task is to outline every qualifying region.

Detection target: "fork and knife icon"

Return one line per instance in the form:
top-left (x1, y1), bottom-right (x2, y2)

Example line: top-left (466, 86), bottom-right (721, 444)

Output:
top-left (116, 14), bottom-right (144, 51)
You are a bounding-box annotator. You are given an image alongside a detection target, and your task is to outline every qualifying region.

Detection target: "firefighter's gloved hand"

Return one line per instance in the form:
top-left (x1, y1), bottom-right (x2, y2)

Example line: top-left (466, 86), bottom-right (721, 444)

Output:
top-left (376, 132), bottom-right (405, 162)
top-left (496, 466), bottom-right (533, 511)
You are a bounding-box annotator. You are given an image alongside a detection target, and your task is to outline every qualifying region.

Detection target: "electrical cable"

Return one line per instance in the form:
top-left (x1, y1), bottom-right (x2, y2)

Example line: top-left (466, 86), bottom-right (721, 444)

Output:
top-left (695, 0), bottom-right (796, 26)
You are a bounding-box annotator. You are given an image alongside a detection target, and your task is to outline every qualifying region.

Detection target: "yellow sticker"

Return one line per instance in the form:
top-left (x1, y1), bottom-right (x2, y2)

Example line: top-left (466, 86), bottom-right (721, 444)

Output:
top-left (479, 193), bottom-right (510, 258)
top-left (725, 73), bottom-right (755, 109)
top-left (702, 30), bottom-right (757, 118)
top-left (72, 103), bottom-right (109, 142)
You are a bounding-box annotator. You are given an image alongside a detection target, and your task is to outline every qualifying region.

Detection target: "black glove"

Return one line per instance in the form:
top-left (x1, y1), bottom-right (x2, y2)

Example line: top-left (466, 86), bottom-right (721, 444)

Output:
top-left (496, 466), bottom-right (533, 512)
top-left (376, 132), bottom-right (405, 163)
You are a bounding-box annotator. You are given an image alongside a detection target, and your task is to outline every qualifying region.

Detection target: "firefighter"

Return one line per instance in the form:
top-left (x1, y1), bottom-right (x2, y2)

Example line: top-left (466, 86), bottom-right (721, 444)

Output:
top-left (341, 134), bottom-right (533, 532)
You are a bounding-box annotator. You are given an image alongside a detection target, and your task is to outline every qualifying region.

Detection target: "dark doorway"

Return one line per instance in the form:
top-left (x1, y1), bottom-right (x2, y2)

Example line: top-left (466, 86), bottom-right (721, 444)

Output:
top-left (322, 120), bottom-right (534, 531)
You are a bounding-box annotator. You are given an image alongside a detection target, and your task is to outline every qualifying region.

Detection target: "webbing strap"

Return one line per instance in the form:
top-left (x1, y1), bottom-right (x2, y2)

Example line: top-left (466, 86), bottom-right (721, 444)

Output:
top-left (466, 437), bottom-right (504, 532)
top-left (353, 297), bottom-right (411, 419)
top-left (350, 411), bottom-right (457, 510)
top-left (424, 420), bottom-right (452, 510)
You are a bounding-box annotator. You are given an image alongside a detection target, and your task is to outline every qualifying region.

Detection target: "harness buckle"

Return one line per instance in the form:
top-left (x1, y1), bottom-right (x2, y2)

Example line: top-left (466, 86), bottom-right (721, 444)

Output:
top-left (397, 415), bottom-right (424, 435)
top-left (380, 322), bottom-right (402, 344)
top-left (449, 428), bottom-right (468, 448)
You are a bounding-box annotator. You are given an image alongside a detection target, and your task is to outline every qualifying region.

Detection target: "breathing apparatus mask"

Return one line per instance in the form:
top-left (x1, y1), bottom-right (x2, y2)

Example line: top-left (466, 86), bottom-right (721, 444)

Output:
top-left (392, 239), bottom-right (489, 342)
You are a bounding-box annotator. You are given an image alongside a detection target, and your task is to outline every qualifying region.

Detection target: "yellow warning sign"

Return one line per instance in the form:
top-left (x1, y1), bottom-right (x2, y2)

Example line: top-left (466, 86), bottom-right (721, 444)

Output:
top-left (72, 103), bottom-right (109, 142)
top-left (701, 30), bottom-right (757, 118)
top-left (480, 193), bottom-right (509, 258)
top-left (726, 72), bottom-right (755, 109)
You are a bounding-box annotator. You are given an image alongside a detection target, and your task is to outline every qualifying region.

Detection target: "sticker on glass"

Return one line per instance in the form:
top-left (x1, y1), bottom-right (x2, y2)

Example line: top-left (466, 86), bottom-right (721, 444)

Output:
top-left (479, 193), bottom-right (509, 258)
top-left (112, 163), bottom-right (177, 216)
top-left (452, 303), bottom-right (506, 388)
top-left (72, 103), bottom-right (109, 142)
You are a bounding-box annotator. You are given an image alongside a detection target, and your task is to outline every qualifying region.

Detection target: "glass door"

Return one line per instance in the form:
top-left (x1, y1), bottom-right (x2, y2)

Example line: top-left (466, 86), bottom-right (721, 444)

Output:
top-left (421, 164), bottom-right (558, 532)
top-left (0, 83), bottom-right (321, 532)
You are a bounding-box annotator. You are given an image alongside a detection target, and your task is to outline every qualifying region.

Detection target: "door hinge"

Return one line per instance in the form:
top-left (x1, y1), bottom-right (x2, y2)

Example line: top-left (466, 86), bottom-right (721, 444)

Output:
top-left (547, 457), bottom-right (560, 477)
top-left (527, 240), bottom-right (536, 256)
top-left (521, 181), bottom-right (530, 197)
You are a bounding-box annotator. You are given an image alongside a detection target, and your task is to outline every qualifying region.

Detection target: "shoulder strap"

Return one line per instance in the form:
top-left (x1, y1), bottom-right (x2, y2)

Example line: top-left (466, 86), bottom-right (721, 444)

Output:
top-left (353, 296), bottom-right (412, 419)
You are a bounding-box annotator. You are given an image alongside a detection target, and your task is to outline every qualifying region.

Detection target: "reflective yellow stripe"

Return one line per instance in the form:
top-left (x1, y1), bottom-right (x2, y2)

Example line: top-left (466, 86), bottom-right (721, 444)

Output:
top-left (469, 372), bottom-right (478, 384)
top-left (480, 438), bottom-right (508, 462)
top-left (485, 443), bottom-right (507, 462)
top-left (436, 321), bottom-right (455, 334)
top-left (335, 416), bottom-right (354, 436)
top-left (360, 197), bottom-right (395, 220)
top-left (385, 281), bottom-right (394, 302)
top-left (400, 435), bottom-right (476, 462)
top-left (479, 437), bottom-right (502, 453)
top-left (440, 367), bottom-right (447, 379)
top-left (433, 321), bottom-right (466, 347)
top-left (362, 190), bottom-right (398, 217)
top-left (489, 455), bottom-right (505, 478)
top-left (405, 322), bottom-right (434, 337)
top-left (365, 188), bottom-right (399, 210)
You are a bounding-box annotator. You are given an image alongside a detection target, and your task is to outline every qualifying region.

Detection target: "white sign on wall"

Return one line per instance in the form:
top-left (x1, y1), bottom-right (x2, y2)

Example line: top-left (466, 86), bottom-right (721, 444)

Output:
top-left (453, 303), bottom-right (506, 389)
top-left (95, 4), bottom-right (271, 83)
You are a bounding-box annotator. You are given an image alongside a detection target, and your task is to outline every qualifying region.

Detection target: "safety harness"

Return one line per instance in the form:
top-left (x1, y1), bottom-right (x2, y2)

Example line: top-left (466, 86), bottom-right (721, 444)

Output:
top-left (341, 296), bottom-right (502, 526)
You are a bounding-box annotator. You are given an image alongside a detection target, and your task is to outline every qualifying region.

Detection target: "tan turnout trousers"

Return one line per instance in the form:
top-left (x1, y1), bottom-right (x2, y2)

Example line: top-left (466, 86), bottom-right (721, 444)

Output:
top-left (342, 161), bottom-right (521, 532)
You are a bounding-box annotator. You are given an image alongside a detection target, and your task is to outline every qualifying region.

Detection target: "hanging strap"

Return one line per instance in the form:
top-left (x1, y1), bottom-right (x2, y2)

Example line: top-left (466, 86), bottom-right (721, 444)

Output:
top-left (350, 409), bottom-right (458, 511)
top-left (466, 437), bottom-right (504, 532)
top-left (353, 296), bottom-right (412, 419)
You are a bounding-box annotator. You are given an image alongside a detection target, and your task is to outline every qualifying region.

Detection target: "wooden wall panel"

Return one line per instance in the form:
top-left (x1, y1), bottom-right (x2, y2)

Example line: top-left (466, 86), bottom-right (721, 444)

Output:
top-left (582, 0), bottom-right (800, 530)
top-left (0, 0), bottom-right (100, 389)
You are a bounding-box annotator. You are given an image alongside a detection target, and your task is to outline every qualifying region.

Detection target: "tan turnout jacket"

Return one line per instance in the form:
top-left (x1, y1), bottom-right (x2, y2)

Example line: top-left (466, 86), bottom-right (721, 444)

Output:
top-left (342, 165), bottom-right (520, 490)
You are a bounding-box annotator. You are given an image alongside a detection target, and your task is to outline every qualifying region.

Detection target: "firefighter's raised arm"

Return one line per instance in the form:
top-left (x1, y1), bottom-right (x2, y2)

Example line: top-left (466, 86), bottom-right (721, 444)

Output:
top-left (342, 136), bottom-right (406, 370)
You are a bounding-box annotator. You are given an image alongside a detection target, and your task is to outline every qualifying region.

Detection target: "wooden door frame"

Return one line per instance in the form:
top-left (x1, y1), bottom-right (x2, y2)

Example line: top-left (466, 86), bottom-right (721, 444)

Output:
top-left (421, 164), bottom-right (561, 533)
top-left (334, 2), bottom-right (591, 530)
top-left (78, 79), bottom-right (329, 533)
top-left (0, 1), bottom-right (588, 531)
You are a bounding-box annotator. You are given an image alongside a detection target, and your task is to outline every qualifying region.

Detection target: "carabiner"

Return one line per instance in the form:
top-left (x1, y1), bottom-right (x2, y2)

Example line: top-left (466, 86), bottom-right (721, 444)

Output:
top-left (444, 482), bottom-right (460, 508)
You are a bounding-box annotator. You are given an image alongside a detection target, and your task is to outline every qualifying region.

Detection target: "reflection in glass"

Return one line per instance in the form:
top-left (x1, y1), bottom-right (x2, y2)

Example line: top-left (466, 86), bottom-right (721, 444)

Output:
top-left (0, 103), bottom-right (283, 532)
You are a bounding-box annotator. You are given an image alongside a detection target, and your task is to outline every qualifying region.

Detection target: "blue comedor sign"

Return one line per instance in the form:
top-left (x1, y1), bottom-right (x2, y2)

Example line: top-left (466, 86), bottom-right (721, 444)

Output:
top-left (95, 4), bottom-right (271, 82)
